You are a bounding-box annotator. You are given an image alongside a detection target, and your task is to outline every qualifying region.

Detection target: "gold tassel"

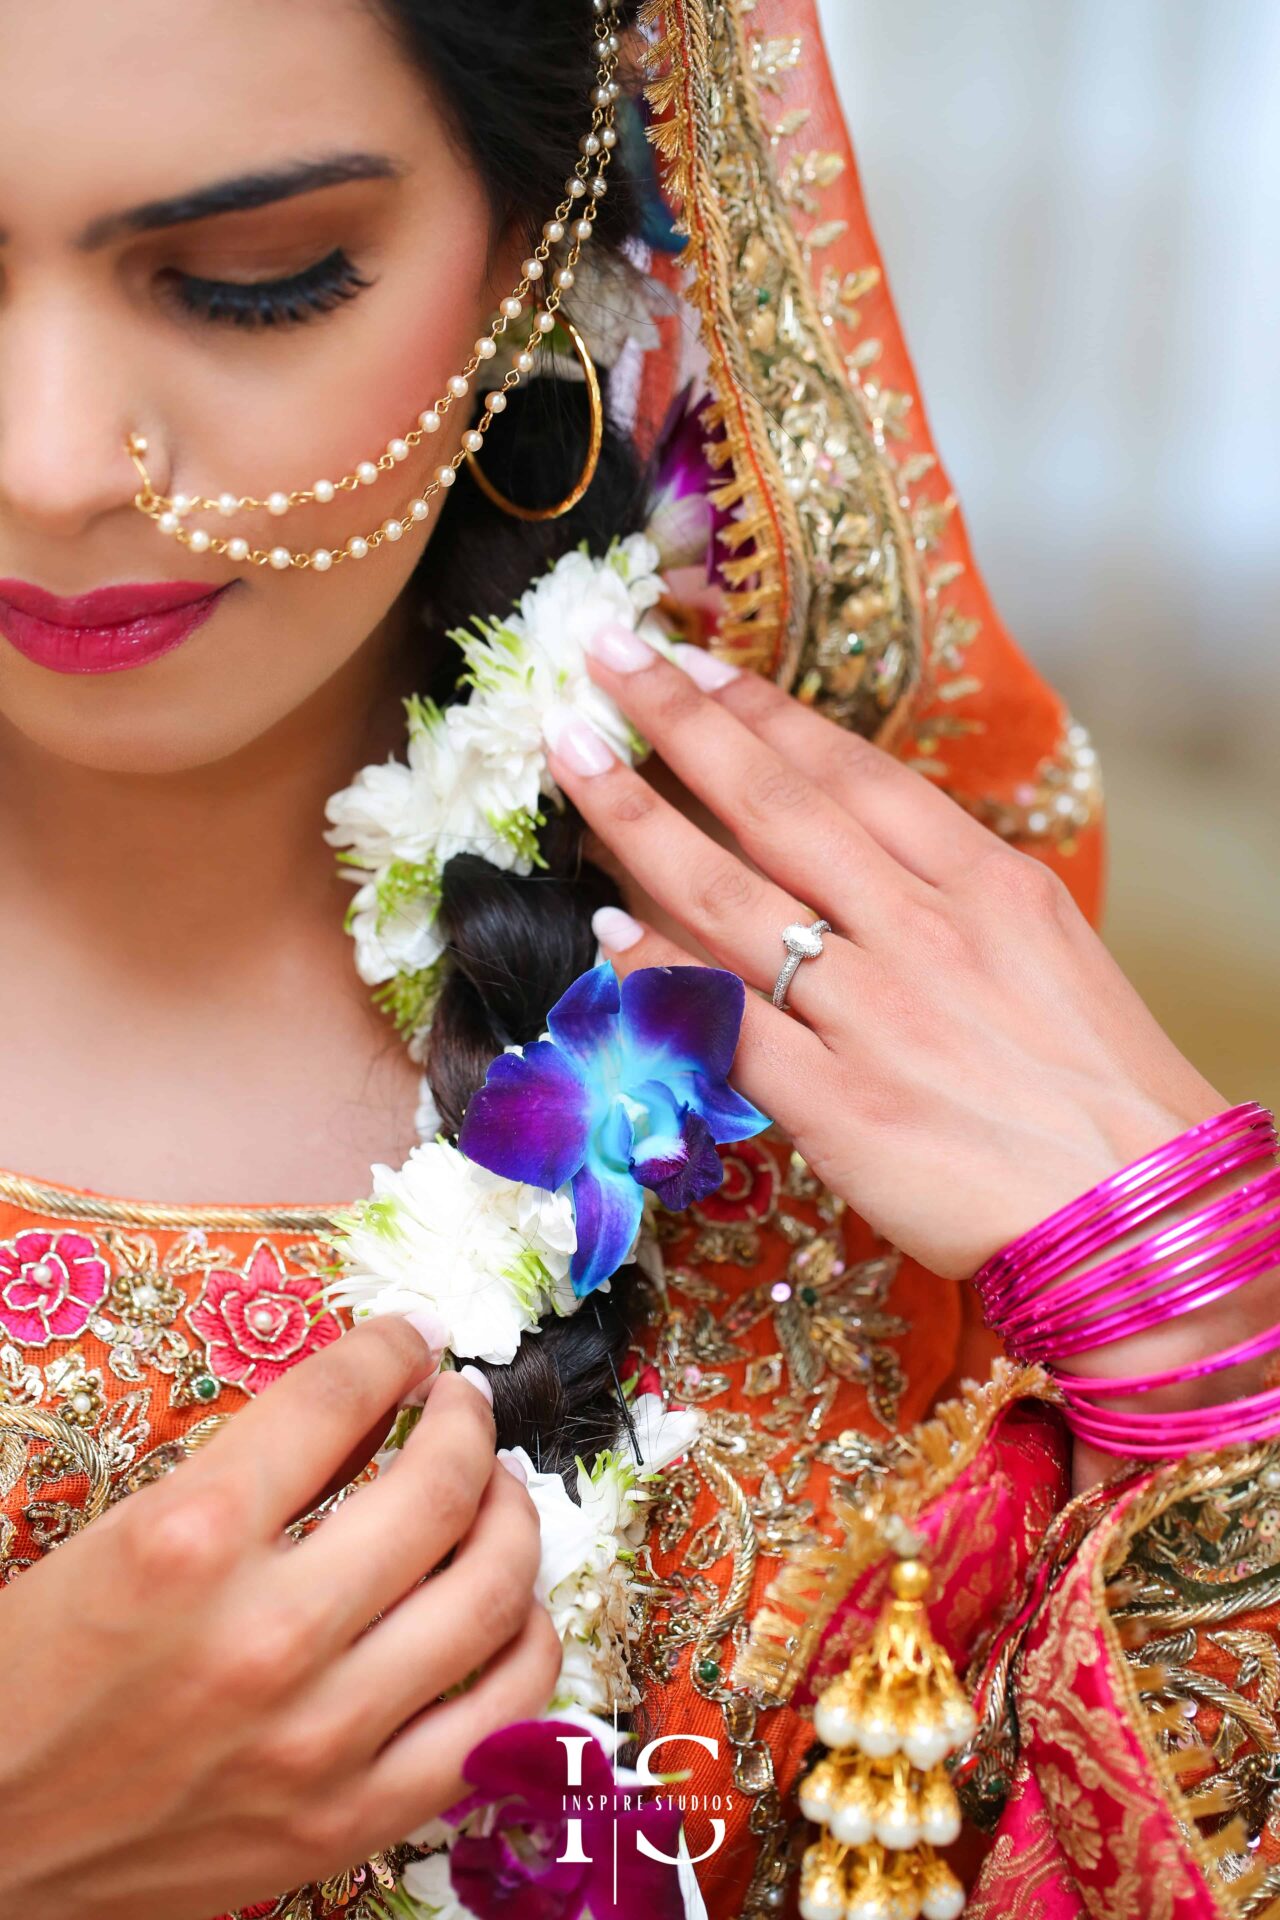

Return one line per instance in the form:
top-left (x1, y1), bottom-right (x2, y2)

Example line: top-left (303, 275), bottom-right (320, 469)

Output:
top-left (1203, 1816), bottom-right (1248, 1862)
top-left (797, 1554), bottom-right (971, 1919)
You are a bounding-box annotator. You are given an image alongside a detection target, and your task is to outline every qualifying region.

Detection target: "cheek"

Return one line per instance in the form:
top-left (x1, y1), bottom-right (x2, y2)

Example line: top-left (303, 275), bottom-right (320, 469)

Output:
top-left (191, 230), bottom-right (494, 561)
top-left (171, 227), bottom-right (497, 689)
top-left (0, 215), bottom-right (501, 776)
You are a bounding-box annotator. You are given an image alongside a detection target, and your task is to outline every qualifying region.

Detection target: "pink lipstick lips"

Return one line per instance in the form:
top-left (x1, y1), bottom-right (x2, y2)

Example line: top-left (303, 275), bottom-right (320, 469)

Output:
top-left (0, 577), bottom-right (232, 675)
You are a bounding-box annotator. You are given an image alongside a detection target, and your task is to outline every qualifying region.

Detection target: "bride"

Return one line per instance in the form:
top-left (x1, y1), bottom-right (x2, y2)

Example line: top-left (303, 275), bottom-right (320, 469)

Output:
top-left (1, 2), bottom-right (1276, 1917)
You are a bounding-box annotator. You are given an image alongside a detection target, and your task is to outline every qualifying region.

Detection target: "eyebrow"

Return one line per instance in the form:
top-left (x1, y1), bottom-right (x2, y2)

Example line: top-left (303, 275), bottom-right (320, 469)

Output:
top-left (0, 151), bottom-right (405, 251)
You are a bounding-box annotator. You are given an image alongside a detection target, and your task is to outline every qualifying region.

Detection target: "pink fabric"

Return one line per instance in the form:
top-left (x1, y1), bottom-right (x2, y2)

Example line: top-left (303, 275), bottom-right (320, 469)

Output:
top-left (800, 1401), bottom-right (1232, 1918)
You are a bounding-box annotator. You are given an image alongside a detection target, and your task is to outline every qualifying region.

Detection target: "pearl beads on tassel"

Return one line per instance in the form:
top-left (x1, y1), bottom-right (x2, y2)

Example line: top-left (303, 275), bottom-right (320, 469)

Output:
top-left (798, 1555), bottom-right (973, 1920)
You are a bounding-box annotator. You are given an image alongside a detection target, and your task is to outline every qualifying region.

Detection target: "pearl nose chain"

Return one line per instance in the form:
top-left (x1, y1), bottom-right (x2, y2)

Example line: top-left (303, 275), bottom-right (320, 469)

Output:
top-left (126, 0), bottom-right (620, 576)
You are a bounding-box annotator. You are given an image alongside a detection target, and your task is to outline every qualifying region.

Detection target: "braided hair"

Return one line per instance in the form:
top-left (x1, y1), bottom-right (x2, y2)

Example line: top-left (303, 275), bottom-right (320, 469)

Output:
top-left (375, 0), bottom-right (653, 1471)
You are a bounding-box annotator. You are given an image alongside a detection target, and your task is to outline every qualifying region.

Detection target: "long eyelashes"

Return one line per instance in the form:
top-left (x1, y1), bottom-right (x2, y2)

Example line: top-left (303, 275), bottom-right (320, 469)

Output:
top-left (164, 247), bottom-right (373, 329)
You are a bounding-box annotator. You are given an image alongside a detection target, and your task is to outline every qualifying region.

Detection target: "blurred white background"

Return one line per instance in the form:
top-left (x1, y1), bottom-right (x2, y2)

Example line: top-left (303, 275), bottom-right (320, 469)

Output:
top-left (817, 0), bottom-right (1280, 1108)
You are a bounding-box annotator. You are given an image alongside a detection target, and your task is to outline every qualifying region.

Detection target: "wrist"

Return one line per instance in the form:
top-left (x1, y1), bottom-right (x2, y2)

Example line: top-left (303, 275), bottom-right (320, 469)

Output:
top-left (1046, 1159), bottom-right (1280, 1405)
top-left (973, 1101), bottom-right (1280, 1457)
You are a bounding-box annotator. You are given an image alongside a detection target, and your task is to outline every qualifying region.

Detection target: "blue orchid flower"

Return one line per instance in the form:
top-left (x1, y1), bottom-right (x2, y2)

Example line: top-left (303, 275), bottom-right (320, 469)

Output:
top-left (458, 964), bottom-right (770, 1296)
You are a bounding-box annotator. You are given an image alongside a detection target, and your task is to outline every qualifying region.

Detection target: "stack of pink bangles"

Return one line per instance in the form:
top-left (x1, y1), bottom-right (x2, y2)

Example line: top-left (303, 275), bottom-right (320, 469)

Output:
top-left (972, 1102), bottom-right (1280, 1457)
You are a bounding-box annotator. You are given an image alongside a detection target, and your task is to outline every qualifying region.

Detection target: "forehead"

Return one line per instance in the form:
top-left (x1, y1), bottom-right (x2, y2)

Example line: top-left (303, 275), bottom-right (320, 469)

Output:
top-left (0, 0), bottom-right (437, 234)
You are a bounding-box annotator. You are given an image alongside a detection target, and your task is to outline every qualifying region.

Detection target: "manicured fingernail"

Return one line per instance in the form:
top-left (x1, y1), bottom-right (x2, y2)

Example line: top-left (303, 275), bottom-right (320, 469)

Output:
top-left (586, 620), bottom-right (657, 673)
top-left (671, 642), bottom-right (740, 692)
top-left (497, 1448), bottom-right (529, 1485)
top-left (545, 709), bottom-right (616, 777)
top-left (458, 1363), bottom-right (494, 1407)
top-left (403, 1308), bottom-right (450, 1357)
top-left (395, 1310), bottom-right (448, 1406)
top-left (592, 905), bottom-right (644, 952)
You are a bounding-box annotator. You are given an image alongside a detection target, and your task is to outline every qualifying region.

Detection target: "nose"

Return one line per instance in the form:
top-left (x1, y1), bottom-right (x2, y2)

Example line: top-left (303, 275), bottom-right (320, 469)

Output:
top-left (0, 280), bottom-right (154, 538)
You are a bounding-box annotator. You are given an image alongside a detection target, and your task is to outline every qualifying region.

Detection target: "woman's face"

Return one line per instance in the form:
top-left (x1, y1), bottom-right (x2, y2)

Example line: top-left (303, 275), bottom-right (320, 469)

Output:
top-left (0, 0), bottom-right (516, 774)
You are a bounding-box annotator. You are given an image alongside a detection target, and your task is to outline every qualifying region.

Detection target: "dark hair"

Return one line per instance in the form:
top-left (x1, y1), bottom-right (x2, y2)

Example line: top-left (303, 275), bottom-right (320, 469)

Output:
top-left (373, 0), bottom-right (650, 1474)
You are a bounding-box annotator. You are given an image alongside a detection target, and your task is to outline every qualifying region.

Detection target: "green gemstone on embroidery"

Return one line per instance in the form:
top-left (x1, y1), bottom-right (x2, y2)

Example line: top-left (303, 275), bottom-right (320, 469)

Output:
top-left (193, 1374), bottom-right (219, 1402)
top-left (696, 1657), bottom-right (721, 1685)
top-left (844, 634), bottom-right (866, 656)
top-left (800, 1285), bottom-right (818, 1307)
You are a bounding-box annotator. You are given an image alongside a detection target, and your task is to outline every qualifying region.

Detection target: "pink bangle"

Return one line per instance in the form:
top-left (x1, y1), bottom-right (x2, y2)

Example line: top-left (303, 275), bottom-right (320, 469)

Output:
top-left (1053, 1314), bottom-right (1280, 1398)
top-left (986, 1127), bottom-right (1279, 1318)
top-left (972, 1102), bottom-right (1280, 1458)
top-left (1063, 1388), bottom-right (1280, 1457)
top-left (1002, 1167), bottom-right (1280, 1344)
top-left (975, 1103), bottom-right (1275, 1310)
top-left (1012, 1182), bottom-right (1280, 1358)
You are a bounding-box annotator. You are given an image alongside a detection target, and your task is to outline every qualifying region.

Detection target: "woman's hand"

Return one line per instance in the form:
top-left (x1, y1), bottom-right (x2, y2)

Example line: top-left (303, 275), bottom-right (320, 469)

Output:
top-left (546, 626), bottom-right (1229, 1285)
top-left (0, 1318), bottom-right (559, 1920)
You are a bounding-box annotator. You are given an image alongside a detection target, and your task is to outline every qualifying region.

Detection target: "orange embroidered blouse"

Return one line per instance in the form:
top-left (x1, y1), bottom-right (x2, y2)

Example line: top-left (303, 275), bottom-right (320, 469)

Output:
top-left (0, 824), bottom-right (1102, 1920)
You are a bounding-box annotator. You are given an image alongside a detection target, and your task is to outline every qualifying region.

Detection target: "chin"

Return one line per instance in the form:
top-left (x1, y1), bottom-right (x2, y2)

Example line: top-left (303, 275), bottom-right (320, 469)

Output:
top-left (5, 714), bottom-right (274, 775)
top-left (0, 669), bottom-right (301, 776)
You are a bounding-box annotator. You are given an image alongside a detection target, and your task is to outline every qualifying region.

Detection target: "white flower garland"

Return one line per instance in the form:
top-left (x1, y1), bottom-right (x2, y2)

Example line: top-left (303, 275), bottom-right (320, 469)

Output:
top-left (322, 535), bottom-right (703, 1918)
top-left (370, 1392), bottom-right (701, 1920)
top-left (326, 1141), bottom-right (579, 1365)
top-left (324, 534), bottom-right (671, 1048)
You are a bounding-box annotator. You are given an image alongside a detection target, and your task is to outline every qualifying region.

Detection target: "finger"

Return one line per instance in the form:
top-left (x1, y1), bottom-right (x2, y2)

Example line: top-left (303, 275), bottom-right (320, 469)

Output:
top-left (188, 1314), bottom-right (447, 1537)
top-left (304, 1454), bottom-right (542, 1759)
top-left (695, 649), bottom-right (998, 886)
top-left (358, 1602), bottom-right (563, 1844)
top-left (590, 906), bottom-right (829, 1124)
top-left (277, 1368), bottom-right (497, 1645)
top-left (582, 624), bottom-right (917, 930)
top-left (545, 714), bottom-right (856, 1029)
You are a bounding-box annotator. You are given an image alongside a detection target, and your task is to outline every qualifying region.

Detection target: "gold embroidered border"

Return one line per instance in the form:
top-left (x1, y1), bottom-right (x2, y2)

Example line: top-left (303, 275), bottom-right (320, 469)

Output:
top-left (638, 1), bottom-right (1103, 850)
top-left (0, 1168), bottom-right (341, 1234)
top-left (0, 1402), bottom-right (113, 1528)
top-left (734, 1356), bottom-right (1050, 1703)
top-left (640, 0), bottom-right (924, 724)
top-left (1097, 1444), bottom-right (1280, 1918)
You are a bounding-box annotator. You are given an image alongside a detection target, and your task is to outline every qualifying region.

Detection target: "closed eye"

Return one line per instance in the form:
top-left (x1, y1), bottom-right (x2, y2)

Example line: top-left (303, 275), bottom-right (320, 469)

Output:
top-left (161, 246), bottom-right (373, 329)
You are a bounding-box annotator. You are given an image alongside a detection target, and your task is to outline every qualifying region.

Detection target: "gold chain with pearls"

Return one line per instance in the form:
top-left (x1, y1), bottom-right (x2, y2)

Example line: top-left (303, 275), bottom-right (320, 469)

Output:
top-left (125, 0), bottom-right (621, 574)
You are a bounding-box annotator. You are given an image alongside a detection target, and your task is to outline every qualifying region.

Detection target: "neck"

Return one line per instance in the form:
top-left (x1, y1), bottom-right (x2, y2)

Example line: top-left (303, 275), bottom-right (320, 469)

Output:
top-left (0, 605), bottom-right (419, 975)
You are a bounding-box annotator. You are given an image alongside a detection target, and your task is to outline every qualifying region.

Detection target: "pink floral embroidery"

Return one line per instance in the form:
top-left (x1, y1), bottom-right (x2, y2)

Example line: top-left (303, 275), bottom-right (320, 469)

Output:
top-left (188, 1242), bottom-right (341, 1395)
top-left (0, 1229), bottom-right (109, 1347)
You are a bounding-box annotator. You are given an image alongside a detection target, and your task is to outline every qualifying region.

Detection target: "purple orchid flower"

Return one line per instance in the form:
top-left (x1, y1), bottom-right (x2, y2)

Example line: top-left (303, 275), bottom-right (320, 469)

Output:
top-left (448, 1719), bottom-right (685, 1920)
top-left (458, 964), bottom-right (769, 1295)
top-left (646, 384), bottom-right (733, 591)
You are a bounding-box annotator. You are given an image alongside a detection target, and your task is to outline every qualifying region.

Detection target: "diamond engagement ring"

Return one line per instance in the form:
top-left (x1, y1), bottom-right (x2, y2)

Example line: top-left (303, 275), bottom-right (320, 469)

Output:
top-left (772, 919), bottom-right (831, 1011)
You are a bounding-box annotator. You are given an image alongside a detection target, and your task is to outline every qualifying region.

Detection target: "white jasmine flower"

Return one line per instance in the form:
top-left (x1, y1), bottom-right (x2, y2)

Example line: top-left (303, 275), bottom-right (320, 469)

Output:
top-left (444, 695), bottom-right (546, 829)
top-left (345, 877), bottom-right (444, 989)
top-left (611, 531), bottom-right (666, 606)
top-left (458, 541), bottom-right (671, 797)
top-left (508, 1405), bottom-right (700, 1716)
top-left (326, 542), bottom-right (670, 998)
top-left (628, 1393), bottom-right (701, 1478)
top-left (324, 1141), bottom-right (577, 1364)
top-left (408, 706), bottom-right (535, 873)
top-left (399, 1852), bottom-right (477, 1919)
top-left (516, 1453), bottom-right (612, 1616)
top-left (517, 545), bottom-right (644, 661)
top-left (323, 755), bottom-right (427, 870)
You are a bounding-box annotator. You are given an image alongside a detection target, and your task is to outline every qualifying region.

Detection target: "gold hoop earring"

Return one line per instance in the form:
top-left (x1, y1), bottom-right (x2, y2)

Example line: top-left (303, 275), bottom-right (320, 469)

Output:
top-left (464, 314), bottom-right (603, 522)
